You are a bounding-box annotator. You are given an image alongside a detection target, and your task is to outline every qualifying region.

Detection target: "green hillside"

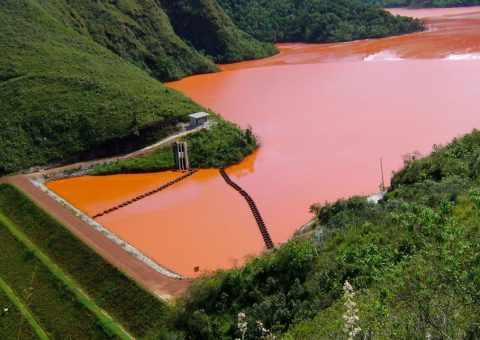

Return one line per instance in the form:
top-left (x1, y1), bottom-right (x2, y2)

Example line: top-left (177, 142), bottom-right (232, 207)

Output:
top-left (35, 0), bottom-right (218, 81)
top-left (218, 0), bottom-right (423, 42)
top-left (360, 0), bottom-right (480, 7)
top-left (0, 0), bottom-right (271, 175)
top-left (92, 121), bottom-right (258, 175)
top-left (170, 130), bottom-right (480, 338)
top-left (161, 0), bottom-right (277, 63)
top-left (0, 0), bottom-right (206, 174)
top-left (34, 0), bottom-right (277, 81)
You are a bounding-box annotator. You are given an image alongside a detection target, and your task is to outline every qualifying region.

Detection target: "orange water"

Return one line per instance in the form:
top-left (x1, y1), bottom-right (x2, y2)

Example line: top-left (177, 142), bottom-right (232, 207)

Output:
top-left (47, 172), bottom-right (181, 216)
top-left (48, 7), bottom-right (480, 277)
top-left (389, 6), bottom-right (480, 18)
top-left (47, 170), bottom-right (265, 277)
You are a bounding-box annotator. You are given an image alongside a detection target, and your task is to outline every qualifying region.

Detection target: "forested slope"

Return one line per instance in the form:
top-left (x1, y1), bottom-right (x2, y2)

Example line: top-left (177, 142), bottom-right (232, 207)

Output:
top-left (161, 0), bottom-right (277, 63)
top-left (218, 0), bottom-right (423, 43)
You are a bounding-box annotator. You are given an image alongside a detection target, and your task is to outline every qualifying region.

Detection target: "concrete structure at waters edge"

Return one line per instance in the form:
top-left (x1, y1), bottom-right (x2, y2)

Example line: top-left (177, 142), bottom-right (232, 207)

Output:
top-left (174, 141), bottom-right (189, 170)
top-left (189, 112), bottom-right (210, 127)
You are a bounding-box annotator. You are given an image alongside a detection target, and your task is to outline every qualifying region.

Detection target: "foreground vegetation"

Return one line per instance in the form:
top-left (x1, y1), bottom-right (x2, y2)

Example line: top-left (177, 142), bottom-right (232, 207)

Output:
top-left (92, 148), bottom-right (176, 176)
top-left (0, 278), bottom-right (38, 339)
top-left (0, 184), bottom-right (178, 338)
top-left (169, 129), bottom-right (480, 338)
top-left (0, 215), bottom-right (118, 338)
top-left (92, 121), bottom-right (258, 174)
top-left (361, 0), bottom-right (480, 7)
top-left (218, 0), bottom-right (423, 43)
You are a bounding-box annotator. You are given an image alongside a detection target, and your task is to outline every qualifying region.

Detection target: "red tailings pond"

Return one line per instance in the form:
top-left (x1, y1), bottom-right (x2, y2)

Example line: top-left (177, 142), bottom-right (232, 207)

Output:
top-left (47, 7), bottom-right (480, 278)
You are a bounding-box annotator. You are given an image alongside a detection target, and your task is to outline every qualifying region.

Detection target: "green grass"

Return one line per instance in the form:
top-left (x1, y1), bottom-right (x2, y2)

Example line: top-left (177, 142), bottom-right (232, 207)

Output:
top-left (35, 0), bottom-right (277, 79)
top-left (0, 214), bottom-right (131, 339)
top-left (0, 184), bottom-right (178, 338)
top-left (91, 147), bottom-right (175, 175)
top-left (186, 121), bottom-right (258, 168)
top-left (0, 216), bottom-right (115, 338)
top-left (0, 278), bottom-right (39, 340)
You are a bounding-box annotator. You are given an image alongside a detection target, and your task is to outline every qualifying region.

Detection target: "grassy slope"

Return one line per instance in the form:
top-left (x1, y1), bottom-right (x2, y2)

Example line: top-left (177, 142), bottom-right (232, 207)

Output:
top-left (0, 184), bottom-right (178, 338)
top-left (218, 0), bottom-right (423, 43)
top-left (0, 214), bottom-right (130, 338)
top-left (35, 0), bottom-right (219, 81)
top-left (0, 0), bottom-right (204, 174)
top-left (0, 217), bottom-right (115, 338)
top-left (161, 0), bottom-right (277, 63)
top-left (171, 129), bottom-right (480, 339)
top-left (186, 121), bottom-right (257, 168)
top-left (0, 280), bottom-right (38, 339)
top-left (91, 147), bottom-right (175, 175)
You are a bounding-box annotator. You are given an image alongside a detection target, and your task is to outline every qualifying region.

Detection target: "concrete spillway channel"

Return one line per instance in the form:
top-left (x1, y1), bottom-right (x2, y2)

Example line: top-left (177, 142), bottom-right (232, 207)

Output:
top-left (219, 168), bottom-right (274, 249)
top-left (92, 169), bottom-right (198, 219)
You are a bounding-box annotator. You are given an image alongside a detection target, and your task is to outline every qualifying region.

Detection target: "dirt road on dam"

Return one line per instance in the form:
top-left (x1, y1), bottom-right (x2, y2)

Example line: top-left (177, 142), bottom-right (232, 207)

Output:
top-left (1, 175), bottom-right (191, 301)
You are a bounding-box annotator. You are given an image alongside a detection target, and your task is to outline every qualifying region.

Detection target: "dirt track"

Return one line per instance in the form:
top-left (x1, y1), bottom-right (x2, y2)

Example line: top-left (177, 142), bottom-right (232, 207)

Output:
top-left (1, 175), bottom-right (191, 301)
top-left (18, 123), bottom-right (210, 178)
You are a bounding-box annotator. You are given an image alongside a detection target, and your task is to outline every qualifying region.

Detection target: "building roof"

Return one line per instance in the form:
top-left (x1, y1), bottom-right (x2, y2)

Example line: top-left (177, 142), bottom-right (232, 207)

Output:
top-left (189, 111), bottom-right (210, 119)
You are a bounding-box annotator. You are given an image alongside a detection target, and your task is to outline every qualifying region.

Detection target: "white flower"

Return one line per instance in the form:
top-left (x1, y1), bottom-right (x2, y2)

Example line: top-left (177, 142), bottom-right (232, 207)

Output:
top-left (343, 281), bottom-right (362, 340)
top-left (3, 308), bottom-right (8, 313)
top-left (257, 320), bottom-right (276, 339)
top-left (237, 312), bottom-right (248, 339)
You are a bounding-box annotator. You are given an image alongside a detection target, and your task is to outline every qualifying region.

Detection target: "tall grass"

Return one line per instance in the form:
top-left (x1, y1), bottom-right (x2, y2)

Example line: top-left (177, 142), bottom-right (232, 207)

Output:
top-left (0, 218), bottom-right (115, 338)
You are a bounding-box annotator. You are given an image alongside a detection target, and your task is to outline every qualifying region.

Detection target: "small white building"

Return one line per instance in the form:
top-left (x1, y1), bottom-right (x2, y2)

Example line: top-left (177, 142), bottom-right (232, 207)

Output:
top-left (189, 112), bottom-right (210, 127)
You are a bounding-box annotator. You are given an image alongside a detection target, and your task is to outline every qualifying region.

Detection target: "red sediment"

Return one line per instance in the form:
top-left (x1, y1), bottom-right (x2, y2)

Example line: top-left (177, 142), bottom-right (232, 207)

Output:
top-left (388, 6), bottom-right (480, 18)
